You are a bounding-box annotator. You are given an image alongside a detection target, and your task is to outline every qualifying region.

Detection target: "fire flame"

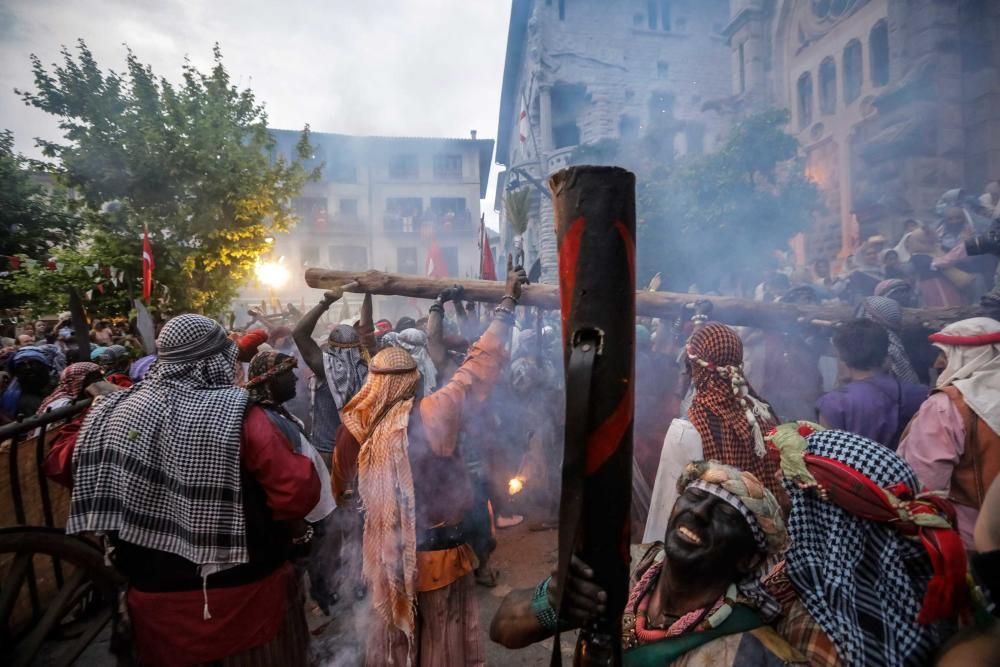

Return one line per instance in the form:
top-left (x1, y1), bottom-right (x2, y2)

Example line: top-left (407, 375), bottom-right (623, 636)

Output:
top-left (508, 477), bottom-right (524, 496)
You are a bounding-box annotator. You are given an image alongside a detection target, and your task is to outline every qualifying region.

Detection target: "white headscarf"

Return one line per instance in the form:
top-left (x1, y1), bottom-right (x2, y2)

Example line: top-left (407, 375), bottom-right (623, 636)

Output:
top-left (932, 317), bottom-right (1000, 434)
top-left (381, 328), bottom-right (437, 394)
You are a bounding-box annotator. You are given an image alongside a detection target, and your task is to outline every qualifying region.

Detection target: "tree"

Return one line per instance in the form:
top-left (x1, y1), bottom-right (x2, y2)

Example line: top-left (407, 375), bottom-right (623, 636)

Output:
top-left (570, 109), bottom-right (821, 293)
top-left (16, 41), bottom-right (319, 315)
top-left (0, 130), bottom-right (84, 309)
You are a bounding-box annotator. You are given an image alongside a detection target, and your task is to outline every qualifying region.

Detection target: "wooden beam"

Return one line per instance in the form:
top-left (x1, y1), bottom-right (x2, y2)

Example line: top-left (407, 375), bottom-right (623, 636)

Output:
top-left (304, 268), bottom-right (995, 334)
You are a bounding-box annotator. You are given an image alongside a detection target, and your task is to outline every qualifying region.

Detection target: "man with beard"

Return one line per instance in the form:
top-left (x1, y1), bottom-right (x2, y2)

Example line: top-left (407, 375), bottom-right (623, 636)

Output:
top-left (490, 461), bottom-right (801, 665)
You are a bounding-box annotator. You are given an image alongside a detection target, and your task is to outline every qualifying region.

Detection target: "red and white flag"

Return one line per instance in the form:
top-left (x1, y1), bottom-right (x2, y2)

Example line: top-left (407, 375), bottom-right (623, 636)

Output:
top-left (142, 224), bottom-right (154, 302)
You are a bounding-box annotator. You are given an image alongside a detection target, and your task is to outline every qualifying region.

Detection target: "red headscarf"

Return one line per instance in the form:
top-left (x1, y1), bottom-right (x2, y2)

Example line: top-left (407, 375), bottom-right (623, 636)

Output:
top-left (686, 323), bottom-right (781, 499)
top-left (37, 362), bottom-right (101, 414)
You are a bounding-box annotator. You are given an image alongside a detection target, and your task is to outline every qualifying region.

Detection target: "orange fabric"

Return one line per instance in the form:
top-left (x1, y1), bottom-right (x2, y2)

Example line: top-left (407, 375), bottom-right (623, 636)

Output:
top-left (415, 544), bottom-right (478, 592)
top-left (939, 385), bottom-right (1000, 509)
top-left (417, 329), bottom-right (508, 456)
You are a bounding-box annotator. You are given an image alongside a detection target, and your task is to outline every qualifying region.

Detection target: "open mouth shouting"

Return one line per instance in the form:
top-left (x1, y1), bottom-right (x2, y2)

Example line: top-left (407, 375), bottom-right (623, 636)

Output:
top-left (676, 524), bottom-right (702, 545)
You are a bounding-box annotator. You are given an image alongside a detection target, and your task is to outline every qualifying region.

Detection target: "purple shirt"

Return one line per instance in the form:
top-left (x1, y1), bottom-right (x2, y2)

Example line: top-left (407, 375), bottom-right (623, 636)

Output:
top-left (816, 374), bottom-right (928, 449)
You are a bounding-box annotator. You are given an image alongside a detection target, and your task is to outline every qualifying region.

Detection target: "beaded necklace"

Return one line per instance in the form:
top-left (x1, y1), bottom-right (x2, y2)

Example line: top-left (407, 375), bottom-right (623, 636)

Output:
top-left (628, 561), bottom-right (738, 643)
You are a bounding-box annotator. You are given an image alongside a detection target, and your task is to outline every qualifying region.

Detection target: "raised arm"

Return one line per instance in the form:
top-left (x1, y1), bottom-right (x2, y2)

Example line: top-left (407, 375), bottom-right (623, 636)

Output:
top-left (293, 287), bottom-right (344, 377)
top-left (426, 287), bottom-right (453, 369)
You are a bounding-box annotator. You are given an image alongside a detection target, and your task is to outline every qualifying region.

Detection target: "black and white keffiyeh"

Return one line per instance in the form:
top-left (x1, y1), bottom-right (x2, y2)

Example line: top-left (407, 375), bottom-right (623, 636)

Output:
top-left (784, 430), bottom-right (950, 667)
top-left (322, 324), bottom-right (368, 410)
top-left (67, 314), bottom-right (250, 570)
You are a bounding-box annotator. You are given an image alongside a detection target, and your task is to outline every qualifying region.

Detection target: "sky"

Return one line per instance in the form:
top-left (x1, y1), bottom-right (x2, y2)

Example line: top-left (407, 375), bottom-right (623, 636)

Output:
top-left (0, 0), bottom-right (511, 227)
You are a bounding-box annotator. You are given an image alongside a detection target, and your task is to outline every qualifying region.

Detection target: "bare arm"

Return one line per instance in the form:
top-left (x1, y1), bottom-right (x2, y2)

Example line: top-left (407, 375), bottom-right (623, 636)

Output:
top-left (293, 289), bottom-right (342, 377)
top-left (426, 294), bottom-right (447, 369)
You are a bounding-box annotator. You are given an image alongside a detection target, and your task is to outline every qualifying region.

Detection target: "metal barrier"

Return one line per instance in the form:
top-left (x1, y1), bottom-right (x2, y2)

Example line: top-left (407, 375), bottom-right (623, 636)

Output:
top-left (1, 399), bottom-right (91, 626)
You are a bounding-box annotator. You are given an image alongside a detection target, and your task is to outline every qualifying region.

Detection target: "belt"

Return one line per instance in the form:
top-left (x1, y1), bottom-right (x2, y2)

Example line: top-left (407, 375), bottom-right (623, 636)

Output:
top-left (417, 523), bottom-right (465, 552)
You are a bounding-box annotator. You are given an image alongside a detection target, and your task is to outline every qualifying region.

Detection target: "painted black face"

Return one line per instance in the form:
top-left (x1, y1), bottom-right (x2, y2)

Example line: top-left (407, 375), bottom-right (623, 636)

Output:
top-left (664, 486), bottom-right (758, 582)
top-left (81, 371), bottom-right (105, 398)
top-left (270, 368), bottom-right (297, 404)
top-left (14, 360), bottom-right (53, 393)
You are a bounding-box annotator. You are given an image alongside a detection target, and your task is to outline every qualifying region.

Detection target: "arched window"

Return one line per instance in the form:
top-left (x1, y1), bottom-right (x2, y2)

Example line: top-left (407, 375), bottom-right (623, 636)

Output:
top-left (797, 72), bottom-right (814, 130)
top-left (870, 20), bottom-right (889, 87)
top-left (843, 39), bottom-right (863, 104)
top-left (819, 57), bottom-right (837, 115)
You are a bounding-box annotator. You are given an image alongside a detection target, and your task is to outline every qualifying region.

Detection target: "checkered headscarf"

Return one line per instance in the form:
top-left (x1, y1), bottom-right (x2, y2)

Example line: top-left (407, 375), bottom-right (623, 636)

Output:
top-left (67, 315), bottom-right (250, 570)
top-left (686, 323), bottom-right (781, 499)
top-left (322, 325), bottom-right (368, 410)
top-left (784, 430), bottom-right (952, 667)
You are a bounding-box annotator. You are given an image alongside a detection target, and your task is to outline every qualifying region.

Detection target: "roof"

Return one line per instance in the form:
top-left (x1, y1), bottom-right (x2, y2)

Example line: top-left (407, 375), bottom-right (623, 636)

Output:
top-left (495, 0), bottom-right (534, 166)
top-left (268, 128), bottom-right (495, 198)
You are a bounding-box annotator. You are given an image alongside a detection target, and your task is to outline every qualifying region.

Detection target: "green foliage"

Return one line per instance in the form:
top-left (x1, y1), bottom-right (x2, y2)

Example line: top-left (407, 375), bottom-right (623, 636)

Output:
top-left (504, 187), bottom-right (531, 236)
top-left (15, 41), bottom-right (319, 315)
top-left (0, 130), bottom-right (85, 309)
top-left (572, 109), bottom-right (820, 292)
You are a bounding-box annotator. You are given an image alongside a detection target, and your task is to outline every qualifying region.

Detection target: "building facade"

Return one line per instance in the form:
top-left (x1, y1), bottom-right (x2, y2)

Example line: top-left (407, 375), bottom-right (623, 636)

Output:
top-left (725, 0), bottom-right (1000, 263)
top-left (495, 0), bottom-right (732, 283)
top-left (238, 130), bottom-right (493, 323)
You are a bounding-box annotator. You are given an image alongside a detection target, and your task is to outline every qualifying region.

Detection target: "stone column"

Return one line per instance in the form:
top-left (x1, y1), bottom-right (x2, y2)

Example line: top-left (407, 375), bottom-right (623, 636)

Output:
top-left (539, 83), bottom-right (554, 152)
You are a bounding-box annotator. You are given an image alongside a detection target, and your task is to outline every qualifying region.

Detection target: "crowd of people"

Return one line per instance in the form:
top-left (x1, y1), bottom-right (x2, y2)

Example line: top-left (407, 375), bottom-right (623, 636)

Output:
top-left (2, 238), bottom-right (1000, 665)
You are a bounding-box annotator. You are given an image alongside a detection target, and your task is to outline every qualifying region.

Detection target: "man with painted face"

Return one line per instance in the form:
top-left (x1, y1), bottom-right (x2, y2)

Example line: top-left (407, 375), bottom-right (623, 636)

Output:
top-left (0, 347), bottom-right (59, 421)
top-left (490, 461), bottom-right (803, 666)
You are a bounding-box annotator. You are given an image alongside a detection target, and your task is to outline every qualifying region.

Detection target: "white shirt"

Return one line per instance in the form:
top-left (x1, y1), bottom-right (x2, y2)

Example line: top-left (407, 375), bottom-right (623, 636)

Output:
top-left (642, 418), bottom-right (704, 543)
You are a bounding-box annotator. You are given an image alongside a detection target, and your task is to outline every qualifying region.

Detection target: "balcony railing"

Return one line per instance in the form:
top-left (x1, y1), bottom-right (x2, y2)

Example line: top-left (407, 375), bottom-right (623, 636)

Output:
top-left (383, 209), bottom-right (474, 235)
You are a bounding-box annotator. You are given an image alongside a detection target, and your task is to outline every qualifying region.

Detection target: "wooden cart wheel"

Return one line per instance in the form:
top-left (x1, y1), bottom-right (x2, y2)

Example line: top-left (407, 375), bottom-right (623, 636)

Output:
top-left (0, 527), bottom-right (124, 667)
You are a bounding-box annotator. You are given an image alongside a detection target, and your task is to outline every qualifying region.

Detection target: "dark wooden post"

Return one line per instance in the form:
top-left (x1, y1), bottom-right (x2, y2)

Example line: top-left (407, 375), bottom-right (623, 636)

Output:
top-left (549, 166), bottom-right (635, 666)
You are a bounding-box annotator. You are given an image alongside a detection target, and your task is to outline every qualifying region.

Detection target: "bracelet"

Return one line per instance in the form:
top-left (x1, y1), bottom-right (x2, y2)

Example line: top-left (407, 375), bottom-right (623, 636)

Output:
top-left (493, 305), bottom-right (515, 325)
top-left (429, 301), bottom-right (444, 314)
top-left (502, 294), bottom-right (519, 305)
top-left (531, 576), bottom-right (559, 631)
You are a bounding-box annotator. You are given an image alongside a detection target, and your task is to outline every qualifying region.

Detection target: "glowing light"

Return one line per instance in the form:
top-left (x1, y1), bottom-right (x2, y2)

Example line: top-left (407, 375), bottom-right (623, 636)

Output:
top-left (255, 259), bottom-right (289, 289)
top-left (508, 477), bottom-right (524, 496)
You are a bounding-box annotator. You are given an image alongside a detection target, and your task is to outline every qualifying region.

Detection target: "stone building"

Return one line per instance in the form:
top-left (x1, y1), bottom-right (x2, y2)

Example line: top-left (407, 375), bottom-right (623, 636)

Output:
top-left (238, 130), bottom-right (493, 323)
top-left (724, 0), bottom-right (1000, 264)
top-left (495, 0), bottom-right (732, 283)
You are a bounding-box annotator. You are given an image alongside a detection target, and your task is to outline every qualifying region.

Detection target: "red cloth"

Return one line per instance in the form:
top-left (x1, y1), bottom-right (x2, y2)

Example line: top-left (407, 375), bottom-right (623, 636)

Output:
top-left (106, 372), bottom-right (134, 388)
top-left (43, 405), bottom-right (320, 665)
top-left (129, 562), bottom-right (293, 666)
top-left (237, 329), bottom-right (269, 362)
top-left (142, 225), bottom-right (154, 302)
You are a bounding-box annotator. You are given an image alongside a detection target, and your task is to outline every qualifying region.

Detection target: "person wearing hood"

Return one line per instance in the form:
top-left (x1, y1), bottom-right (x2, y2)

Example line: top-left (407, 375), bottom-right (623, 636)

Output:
top-left (899, 317), bottom-right (1000, 550)
top-left (0, 346), bottom-right (61, 422)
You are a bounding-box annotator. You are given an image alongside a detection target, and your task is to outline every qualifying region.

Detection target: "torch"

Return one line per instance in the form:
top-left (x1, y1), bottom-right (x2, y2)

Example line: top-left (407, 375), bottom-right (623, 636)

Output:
top-left (549, 166), bottom-right (635, 665)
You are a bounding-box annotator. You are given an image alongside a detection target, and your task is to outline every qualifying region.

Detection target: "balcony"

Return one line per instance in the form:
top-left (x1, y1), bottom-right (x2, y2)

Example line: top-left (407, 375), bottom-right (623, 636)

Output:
top-left (383, 209), bottom-right (475, 236)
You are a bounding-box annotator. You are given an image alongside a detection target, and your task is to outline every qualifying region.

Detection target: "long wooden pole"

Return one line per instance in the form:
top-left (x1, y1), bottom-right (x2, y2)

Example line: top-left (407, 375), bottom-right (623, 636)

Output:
top-left (304, 267), bottom-right (992, 333)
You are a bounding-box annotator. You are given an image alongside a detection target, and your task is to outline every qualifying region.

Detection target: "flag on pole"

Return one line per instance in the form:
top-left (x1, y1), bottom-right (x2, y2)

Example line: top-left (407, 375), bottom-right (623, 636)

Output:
top-left (142, 224), bottom-right (154, 302)
top-left (479, 218), bottom-right (497, 281)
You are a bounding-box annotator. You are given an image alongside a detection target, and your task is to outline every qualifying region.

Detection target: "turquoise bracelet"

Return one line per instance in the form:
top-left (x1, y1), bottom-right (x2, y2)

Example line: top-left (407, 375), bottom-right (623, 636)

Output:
top-left (531, 576), bottom-right (560, 631)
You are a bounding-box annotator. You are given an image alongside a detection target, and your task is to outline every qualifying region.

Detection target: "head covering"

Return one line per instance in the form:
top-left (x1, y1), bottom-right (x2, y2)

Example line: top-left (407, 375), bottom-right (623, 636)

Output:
top-left (89, 346), bottom-right (108, 361)
top-left (856, 296), bottom-right (921, 384)
top-left (322, 324), bottom-right (368, 411)
top-left (374, 319), bottom-right (393, 337)
top-left (67, 314), bottom-right (250, 581)
top-left (395, 316), bottom-right (417, 333)
top-left (36, 362), bottom-right (101, 414)
top-left (874, 278), bottom-right (910, 299)
top-left (771, 425), bottom-right (966, 667)
top-left (20, 343), bottom-right (67, 373)
top-left (677, 461), bottom-right (787, 621)
top-left (929, 317), bottom-right (1000, 434)
top-left (381, 328), bottom-right (436, 394)
top-left (686, 323), bottom-right (781, 498)
top-left (341, 346), bottom-right (421, 650)
top-left (245, 351), bottom-right (297, 405)
top-left (95, 344), bottom-right (128, 371)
